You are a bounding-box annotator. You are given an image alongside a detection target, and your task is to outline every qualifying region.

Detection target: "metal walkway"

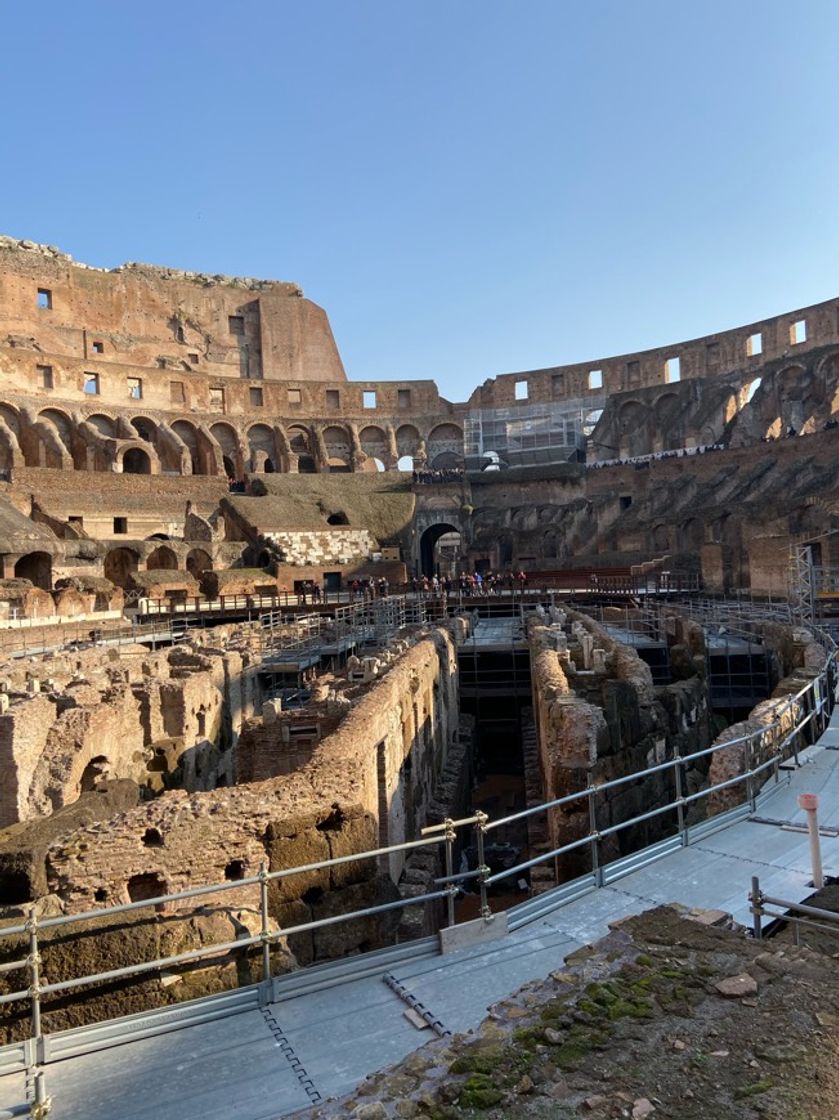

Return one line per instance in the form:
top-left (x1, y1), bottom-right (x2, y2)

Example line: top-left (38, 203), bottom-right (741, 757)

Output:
top-left (3, 712), bottom-right (838, 1120)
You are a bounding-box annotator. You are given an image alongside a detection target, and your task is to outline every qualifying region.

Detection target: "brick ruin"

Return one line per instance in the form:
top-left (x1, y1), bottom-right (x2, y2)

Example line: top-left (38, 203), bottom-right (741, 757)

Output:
top-left (0, 233), bottom-right (837, 1033)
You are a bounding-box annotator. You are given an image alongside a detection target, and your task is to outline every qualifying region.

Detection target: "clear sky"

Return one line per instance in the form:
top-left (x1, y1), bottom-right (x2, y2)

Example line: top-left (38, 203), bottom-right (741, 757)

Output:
top-left (2, 1), bottom-right (837, 401)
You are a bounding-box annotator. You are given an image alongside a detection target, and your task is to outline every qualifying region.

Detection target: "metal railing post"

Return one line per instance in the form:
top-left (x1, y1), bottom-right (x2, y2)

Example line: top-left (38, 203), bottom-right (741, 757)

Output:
top-left (745, 732), bottom-right (756, 813)
top-left (474, 811), bottom-right (492, 921)
top-left (749, 876), bottom-right (763, 940)
top-left (673, 754), bottom-right (687, 845)
top-left (444, 819), bottom-right (456, 928)
top-left (259, 861), bottom-right (271, 983)
top-left (588, 786), bottom-right (603, 887)
top-left (27, 907), bottom-right (51, 1117)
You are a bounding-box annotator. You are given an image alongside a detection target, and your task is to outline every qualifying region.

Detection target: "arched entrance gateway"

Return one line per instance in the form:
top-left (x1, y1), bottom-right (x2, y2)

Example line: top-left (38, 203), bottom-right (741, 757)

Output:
top-left (419, 523), bottom-right (462, 578)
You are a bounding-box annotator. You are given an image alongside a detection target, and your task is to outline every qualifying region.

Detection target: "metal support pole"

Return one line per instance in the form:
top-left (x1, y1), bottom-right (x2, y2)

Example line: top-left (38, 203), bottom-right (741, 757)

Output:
top-left (444, 819), bottom-right (456, 928)
top-left (474, 811), bottom-right (492, 921)
top-left (750, 876), bottom-right (763, 940)
top-left (745, 733), bottom-right (756, 813)
top-left (258, 861), bottom-right (271, 983)
top-left (27, 907), bottom-right (51, 1117)
top-left (673, 755), bottom-right (687, 846)
top-left (588, 786), bottom-right (603, 887)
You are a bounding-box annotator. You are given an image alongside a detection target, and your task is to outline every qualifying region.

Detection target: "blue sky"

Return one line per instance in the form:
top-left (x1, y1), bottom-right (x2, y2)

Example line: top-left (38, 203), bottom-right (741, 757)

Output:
top-left (2, 1), bottom-right (837, 400)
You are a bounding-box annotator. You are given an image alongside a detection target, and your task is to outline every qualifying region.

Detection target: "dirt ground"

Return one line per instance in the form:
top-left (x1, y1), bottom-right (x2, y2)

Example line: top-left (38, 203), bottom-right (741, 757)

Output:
top-left (298, 904), bottom-right (839, 1120)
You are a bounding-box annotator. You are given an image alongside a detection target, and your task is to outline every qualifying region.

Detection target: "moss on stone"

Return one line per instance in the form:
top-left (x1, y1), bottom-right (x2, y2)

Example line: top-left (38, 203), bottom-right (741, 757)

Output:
top-left (457, 1073), bottom-right (505, 1109)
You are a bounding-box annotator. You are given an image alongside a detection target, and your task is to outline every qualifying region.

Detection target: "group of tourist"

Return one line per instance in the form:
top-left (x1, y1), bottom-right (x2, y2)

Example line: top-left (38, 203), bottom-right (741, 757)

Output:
top-left (409, 569), bottom-right (528, 596)
top-left (588, 444), bottom-right (725, 470)
top-left (412, 468), bottom-right (463, 484)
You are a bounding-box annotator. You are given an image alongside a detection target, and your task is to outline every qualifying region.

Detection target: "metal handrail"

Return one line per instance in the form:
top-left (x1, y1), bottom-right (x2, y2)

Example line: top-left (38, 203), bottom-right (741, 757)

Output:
top-left (1, 639), bottom-right (835, 1116)
top-left (749, 876), bottom-right (839, 944)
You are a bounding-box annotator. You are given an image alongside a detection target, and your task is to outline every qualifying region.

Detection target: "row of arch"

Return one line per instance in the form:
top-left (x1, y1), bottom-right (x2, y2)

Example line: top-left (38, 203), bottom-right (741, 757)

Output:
top-left (595, 353), bottom-right (839, 460)
top-left (0, 403), bottom-right (466, 476)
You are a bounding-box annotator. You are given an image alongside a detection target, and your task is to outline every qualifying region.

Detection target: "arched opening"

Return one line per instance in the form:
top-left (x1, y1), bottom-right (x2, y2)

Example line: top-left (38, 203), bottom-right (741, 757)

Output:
top-left (323, 426), bottom-right (352, 470)
top-left (652, 525), bottom-right (670, 552)
top-left (122, 448), bottom-right (151, 475)
top-left (247, 424), bottom-right (276, 473)
top-left (397, 454), bottom-right (414, 472)
top-left (80, 755), bottom-right (110, 793)
top-left (618, 401), bottom-right (648, 457)
top-left (131, 417), bottom-right (157, 443)
top-left (38, 408), bottom-right (75, 468)
top-left (680, 518), bottom-right (703, 551)
top-left (326, 511), bottom-right (349, 526)
top-left (427, 423), bottom-right (464, 468)
top-left (0, 404), bottom-right (21, 437)
top-left (13, 551), bottom-right (52, 591)
top-left (359, 425), bottom-right (388, 464)
top-left (210, 423), bottom-right (241, 478)
top-left (298, 454), bottom-right (317, 474)
top-left (104, 547), bottom-right (139, 589)
top-left (172, 419), bottom-right (202, 475)
top-left (420, 522), bottom-right (462, 577)
top-left (147, 546), bottom-right (178, 571)
top-left (396, 424), bottom-right (421, 460)
top-left (186, 548), bottom-right (212, 579)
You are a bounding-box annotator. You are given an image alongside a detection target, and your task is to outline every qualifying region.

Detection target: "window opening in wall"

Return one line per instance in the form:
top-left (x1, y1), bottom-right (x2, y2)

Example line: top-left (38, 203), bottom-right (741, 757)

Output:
top-left (37, 364), bottom-right (53, 389)
top-left (187, 352), bottom-right (199, 364)
top-left (249, 387), bottom-right (264, 407)
top-left (626, 361), bottom-right (640, 384)
top-left (664, 357), bottom-right (681, 383)
top-left (620, 495), bottom-right (633, 510)
top-left (209, 387), bottom-right (225, 412)
top-left (92, 340), bottom-right (104, 354)
top-left (228, 315), bottom-right (245, 335)
top-left (790, 319), bottom-right (807, 344)
top-left (398, 388), bottom-right (411, 409)
top-left (588, 369), bottom-right (603, 390)
top-left (36, 288), bottom-right (52, 310)
top-left (746, 332), bottom-right (762, 357)
top-left (515, 380), bottom-right (529, 401)
top-left (326, 389), bottom-right (340, 408)
top-left (552, 373), bottom-right (565, 398)
top-left (225, 860), bottom-right (245, 881)
top-left (287, 388), bottom-right (302, 405)
top-left (175, 324), bottom-right (186, 343)
top-left (83, 372), bottom-right (100, 395)
top-left (706, 342), bottom-right (720, 369)
top-left (363, 390), bottom-right (377, 409)
top-left (142, 828), bottom-right (164, 848)
top-left (113, 517), bottom-right (128, 534)
top-left (170, 381), bottom-right (186, 404)
top-left (127, 377), bottom-right (142, 400)
top-left (68, 515), bottom-right (84, 530)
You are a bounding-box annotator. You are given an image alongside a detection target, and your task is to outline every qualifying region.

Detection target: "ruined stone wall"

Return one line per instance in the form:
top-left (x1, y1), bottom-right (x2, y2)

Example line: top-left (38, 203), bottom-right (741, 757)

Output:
top-left (465, 430), bottom-right (839, 589)
top-left (0, 626), bottom-right (262, 830)
top-left (469, 297), bottom-right (839, 408)
top-left (31, 629), bottom-right (457, 928)
top-left (528, 607), bottom-right (711, 880)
